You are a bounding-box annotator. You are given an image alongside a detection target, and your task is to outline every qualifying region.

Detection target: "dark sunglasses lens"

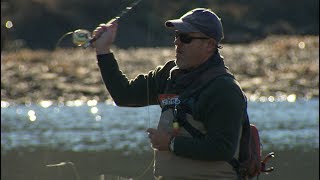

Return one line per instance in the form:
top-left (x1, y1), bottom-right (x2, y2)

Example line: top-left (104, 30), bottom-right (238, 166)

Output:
top-left (179, 34), bottom-right (192, 43)
top-left (175, 32), bottom-right (192, 44)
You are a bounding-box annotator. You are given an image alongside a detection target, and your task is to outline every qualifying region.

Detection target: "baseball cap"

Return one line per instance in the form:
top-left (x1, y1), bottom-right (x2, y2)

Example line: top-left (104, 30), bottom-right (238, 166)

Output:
top-left (165, 8), bottom-right (224, 43)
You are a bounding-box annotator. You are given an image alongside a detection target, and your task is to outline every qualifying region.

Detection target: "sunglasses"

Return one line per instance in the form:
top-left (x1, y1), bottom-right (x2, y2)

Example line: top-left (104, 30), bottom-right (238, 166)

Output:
top-left (174, 31), bottom-right (210, 44)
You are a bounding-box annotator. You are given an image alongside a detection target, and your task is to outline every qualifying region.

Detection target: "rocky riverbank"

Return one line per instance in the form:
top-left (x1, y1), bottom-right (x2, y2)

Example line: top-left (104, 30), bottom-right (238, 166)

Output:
top-left (1, 35), bottom-right (319, 104)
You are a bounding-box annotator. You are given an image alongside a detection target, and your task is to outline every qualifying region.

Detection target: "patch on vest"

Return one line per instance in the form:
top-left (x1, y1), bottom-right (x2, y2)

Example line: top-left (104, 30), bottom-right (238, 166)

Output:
top-left (158, 94), bottom-right (180, 107)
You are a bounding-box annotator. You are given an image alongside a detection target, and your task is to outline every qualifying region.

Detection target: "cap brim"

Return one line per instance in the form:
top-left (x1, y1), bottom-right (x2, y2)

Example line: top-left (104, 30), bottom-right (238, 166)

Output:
top-left (165, 19), bottom-right (200, 33)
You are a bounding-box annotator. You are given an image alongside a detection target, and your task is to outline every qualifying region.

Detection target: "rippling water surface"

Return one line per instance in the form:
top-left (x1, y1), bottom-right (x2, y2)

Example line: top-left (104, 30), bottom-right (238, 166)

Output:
top-left (1, 98), bottom-right (319, 154)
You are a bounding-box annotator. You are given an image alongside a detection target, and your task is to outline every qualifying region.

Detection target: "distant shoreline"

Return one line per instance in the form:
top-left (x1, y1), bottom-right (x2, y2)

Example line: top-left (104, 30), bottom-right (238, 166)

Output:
top-left (1, 35), bottom-right (319, 104)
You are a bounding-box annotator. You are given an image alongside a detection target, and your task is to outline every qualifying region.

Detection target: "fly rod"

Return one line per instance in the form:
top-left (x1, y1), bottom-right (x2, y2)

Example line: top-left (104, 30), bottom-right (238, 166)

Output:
top-left (56, 0), bottom-right (143, 49)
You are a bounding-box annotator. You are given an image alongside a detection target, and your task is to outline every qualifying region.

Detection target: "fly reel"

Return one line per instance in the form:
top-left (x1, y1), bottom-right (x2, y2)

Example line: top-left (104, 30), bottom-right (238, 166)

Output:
top-left (72, 29), bottom-right (91, 47)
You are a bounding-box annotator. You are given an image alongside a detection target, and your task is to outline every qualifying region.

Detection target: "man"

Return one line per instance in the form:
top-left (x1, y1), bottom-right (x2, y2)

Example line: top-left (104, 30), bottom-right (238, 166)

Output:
top-left (93, 8), bottom-right (246, 180)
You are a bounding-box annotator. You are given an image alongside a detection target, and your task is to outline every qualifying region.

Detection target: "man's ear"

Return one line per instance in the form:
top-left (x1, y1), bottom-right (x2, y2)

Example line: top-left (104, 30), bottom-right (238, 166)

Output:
top-left (206, 38), bottom-right (217, 52)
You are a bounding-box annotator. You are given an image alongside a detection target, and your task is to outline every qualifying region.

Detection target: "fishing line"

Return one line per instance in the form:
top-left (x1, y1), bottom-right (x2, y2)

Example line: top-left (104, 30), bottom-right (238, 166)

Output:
top-left (46, 161), bottom-right (81, 180)
top-left (54, 0), bottom-right (155, 178)
top-left (132, 3), bottom-right (156, 179)
top-left (55, 31), bottom-right (73, 49)
top-left (55, 0), bottom-right (143, 49)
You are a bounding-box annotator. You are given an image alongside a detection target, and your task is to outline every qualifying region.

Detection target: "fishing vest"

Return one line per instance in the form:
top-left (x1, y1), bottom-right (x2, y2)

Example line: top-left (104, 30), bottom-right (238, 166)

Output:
top-left (153, 66), bottom-right (241, 179)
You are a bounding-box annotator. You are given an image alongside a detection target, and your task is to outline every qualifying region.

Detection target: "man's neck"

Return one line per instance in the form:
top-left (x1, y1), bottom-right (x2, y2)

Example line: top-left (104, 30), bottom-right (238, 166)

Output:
top-left (189, 51), bottom-right (217, 70)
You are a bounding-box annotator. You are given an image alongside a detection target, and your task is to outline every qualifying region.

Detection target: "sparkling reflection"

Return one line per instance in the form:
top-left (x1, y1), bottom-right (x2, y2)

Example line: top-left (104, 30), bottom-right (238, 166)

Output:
top-left (66, 100), bottom-right (85, 107)
top-left (87, 100), bottom-right (98, 106)
top-left (95, 115), bottom-right (102, 121)
top-left (40, 100), bottom-right (53, 108)
top-left (90, 107), bottom-right (99, 114)
top-left (1, 98), bottom-right (318, 153)
top-left (287, 94), bottom-right (297, 102)
top-left (28, 110), bottom-right (36, 122)
top-left (1, 101), bottom-right (10, 108)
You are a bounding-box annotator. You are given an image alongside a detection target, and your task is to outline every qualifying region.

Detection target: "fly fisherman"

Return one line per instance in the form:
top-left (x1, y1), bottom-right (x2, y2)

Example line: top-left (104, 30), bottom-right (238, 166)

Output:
top-left (93, 8), bottom-right (247, 180)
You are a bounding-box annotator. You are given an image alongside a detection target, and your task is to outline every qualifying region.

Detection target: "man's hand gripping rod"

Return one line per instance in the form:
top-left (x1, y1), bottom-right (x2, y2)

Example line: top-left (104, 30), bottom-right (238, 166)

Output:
top-left (72, 0), bottom-right (142, 49)
top-left (82, 18), bottom-right (118, 48)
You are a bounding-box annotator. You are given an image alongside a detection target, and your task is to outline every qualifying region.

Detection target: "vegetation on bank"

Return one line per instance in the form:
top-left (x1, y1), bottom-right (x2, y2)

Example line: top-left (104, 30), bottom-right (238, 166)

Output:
top-left (1, 35), bottom-right (319, 104)
top-left (1, 0), bottom-right (319, 49)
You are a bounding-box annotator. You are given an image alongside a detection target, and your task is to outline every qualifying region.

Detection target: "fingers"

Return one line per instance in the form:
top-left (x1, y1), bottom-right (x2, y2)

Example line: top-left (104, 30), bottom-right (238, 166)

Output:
top-left (146, 128), bottom-right (157, 148)
top-left (92, 25), bottom-right (106, 37)
top-left (107, 18), bottom-right (118, 25)
top-left (146, 129), bottom-right (171, 151)
top-left (93, 21), bottom-right (118, 54)
top-left (92, 22), bottom-right (118, 38)
top-left (146, 128), bottom-right (156, 139)
top-left (146, 128), bottom-right (156, 134)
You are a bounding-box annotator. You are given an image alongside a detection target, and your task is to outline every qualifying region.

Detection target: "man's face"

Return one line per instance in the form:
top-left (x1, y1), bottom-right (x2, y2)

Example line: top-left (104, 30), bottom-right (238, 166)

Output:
top-left (174, 31), bottom-right (212, 70)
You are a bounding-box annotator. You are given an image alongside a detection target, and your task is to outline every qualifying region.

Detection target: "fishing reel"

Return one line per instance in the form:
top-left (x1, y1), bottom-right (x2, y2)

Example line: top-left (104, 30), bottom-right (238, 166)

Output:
top-left (72, 29), bottom-right (92, 47)
top-left (55, 29), bottom-right (92, 49)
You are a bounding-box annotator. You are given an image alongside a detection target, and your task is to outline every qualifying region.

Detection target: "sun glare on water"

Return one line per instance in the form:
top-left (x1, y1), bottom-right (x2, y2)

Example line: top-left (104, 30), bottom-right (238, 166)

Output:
top-left (28, 110), bottom-right (37, 121)
top-left (87, 99), bottom-right (98, 106)
top-left (1, 101), bottom-right (10, 108)
top-left (287, 94), bottom-right (297, 102)
top-left (39, 100), bottom-right (53, 108)
top-left (90, 107), bottom-right (98, 114)
top-left (66, 100), bottom-right (84, 107)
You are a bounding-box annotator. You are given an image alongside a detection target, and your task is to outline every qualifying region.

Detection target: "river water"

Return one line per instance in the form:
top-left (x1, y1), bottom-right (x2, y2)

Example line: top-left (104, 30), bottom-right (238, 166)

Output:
top-left (1, 98), bottom-right (319, 154)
